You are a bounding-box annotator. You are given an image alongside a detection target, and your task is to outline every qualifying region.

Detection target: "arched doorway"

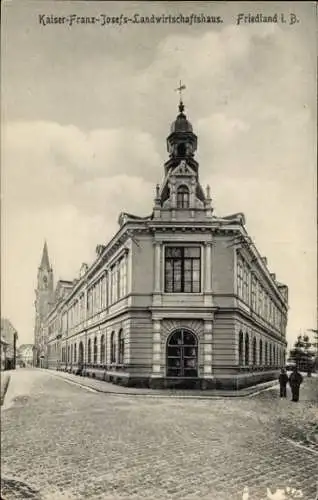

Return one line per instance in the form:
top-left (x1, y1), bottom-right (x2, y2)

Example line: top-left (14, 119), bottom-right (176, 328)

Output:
top-left (166, 329), bottom-right (198, 378)
top-left (78, 341), bottom-right (84, 369)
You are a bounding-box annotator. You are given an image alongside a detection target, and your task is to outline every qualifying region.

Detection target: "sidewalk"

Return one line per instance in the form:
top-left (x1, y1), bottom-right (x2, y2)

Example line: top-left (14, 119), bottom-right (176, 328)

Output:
top-left (45, 368), bottom-right (279, 399)
top-left (0, 371), bottom-right (11, 406)
top-left (1, 368), bottom-right (39, 411)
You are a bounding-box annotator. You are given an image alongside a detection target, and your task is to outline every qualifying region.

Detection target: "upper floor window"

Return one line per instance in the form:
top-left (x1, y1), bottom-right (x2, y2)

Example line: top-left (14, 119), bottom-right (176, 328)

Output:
top-left (110, 265), bottom-right (118, 304)
top-left (251, 276), bottom-right (257, 310)
top-left (176, 185), bottom-right (190, 209)
top-left (165, 246), bottom-right (201, 293)
top-left (237, 259), bottom-right (243, 298)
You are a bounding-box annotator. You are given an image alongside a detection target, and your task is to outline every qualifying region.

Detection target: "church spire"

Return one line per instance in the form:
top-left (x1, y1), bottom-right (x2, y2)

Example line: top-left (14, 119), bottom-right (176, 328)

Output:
top-left (40, 241), bottom-right (50, 270)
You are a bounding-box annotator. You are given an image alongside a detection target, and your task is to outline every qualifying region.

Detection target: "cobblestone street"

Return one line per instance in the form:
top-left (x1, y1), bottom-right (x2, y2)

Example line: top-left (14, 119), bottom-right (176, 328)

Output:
top-left (1, 369), bottom-right (317, 500)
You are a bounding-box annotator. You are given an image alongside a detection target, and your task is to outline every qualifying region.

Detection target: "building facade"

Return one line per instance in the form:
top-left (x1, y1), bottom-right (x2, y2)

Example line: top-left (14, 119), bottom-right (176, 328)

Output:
top-left (18, 344), bottom-right (35, 367)
top-left (41, 101), bottom-right (288, 390)
top-left (1, 318), bottom-right (18, 370)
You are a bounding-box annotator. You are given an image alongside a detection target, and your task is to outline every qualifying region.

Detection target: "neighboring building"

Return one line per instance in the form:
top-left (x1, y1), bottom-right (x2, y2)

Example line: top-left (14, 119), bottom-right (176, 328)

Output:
top-left (1, 318), bottom-right (18, 370)
top-left (18, 344), bottom-right (35, 367)
top-left (1, 337), bottom-right (9, 370)
top-left (33, 242), bottom-right (54, 367)
top-left (40, 99), bottom-right (288, 390)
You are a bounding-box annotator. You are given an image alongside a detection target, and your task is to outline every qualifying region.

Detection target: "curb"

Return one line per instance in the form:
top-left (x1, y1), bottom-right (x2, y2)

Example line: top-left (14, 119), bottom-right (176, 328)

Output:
top-left (48, 370), bottom-right (279, 400)
top-left (0, 374), bottom-right (11, 406)
top-left (306, 425), bottom-right (318, 448)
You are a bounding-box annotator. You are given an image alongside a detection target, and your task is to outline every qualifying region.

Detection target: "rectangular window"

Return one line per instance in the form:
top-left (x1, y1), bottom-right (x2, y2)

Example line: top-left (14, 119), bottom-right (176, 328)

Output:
top-left (251, 276), bottom-right (257, 310)
top-left (110, 265), bottom-right (117, 303)
top-left (101, 276), bottom-right (106, 309)
top-left (164, 246), bottom-right (201, 293)
top-left (119, 257), bottom-right (127, 299)
top-left (242, 266), bottom-right (250, 304)
top-left (237, 259), bottom-right (243, 298)
top-left (117, 263), bottom-right (121, 299)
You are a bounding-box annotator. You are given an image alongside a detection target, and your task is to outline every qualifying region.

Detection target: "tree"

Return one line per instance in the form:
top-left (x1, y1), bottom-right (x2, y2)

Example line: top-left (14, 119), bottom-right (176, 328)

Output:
top-left (288, 334), bottom-right (316, 372)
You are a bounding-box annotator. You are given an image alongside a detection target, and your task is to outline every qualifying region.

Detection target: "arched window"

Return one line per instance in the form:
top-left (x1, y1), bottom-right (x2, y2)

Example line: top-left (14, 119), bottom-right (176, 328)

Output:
top-left (118, 329), bottom-right (125, 365)
top-left (265, 342), bottom-right (268, 365)
top-left (93, 336), bottom-right (98, 364)
top-left (74, 344), bottom-right (77, 363)
top-left (177, 185), bottom-right (190, 209)
top-left (252, 337), bottom-right (257, 365)
top-left (259, 339), bottom-right (263, 365)
top-left (167, 329), bottom-right (198, 378)
top-left (245, 333), bottom-right (249, 366)
top-left (110, 331), bottom-right (116, 363)
top-left (177, 143), bottom-right (186, 157)
top-left (238, 331), bottom-right (244, 366)
top-left (87, 338), bottom-right (91, 364)
top-left (100, 334), bottom-right (105, 364)
top-left (78, 341), bottom-right (84, 367)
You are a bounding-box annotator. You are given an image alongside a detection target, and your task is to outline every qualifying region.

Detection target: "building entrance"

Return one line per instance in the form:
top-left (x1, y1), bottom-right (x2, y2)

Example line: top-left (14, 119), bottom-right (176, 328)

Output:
top-left (166, 329), bottom-right (198, 377)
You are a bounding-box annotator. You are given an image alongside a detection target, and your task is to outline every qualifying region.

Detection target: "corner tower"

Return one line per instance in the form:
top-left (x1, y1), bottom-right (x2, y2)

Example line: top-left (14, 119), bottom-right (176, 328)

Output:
top-left (33, 241), bottom-right (54, 366)
top-left (153, 86), bottom-right (212, 221)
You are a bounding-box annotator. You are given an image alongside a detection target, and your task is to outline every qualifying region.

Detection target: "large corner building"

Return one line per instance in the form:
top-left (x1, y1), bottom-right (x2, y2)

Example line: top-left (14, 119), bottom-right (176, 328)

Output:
top-left (35, 100), bottom-right (288, 389)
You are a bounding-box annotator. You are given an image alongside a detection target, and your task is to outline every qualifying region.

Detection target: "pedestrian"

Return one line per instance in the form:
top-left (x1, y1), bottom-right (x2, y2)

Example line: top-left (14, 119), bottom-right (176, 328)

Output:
top-left (278, 368), bottom-right (288, 398)
top-left (288, 366), bottom-right (303, 402)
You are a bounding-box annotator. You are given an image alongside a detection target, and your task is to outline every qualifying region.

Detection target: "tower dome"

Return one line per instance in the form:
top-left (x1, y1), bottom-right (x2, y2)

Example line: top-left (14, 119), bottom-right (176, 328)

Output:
top-left (170, 101), bottom-right (193, 133)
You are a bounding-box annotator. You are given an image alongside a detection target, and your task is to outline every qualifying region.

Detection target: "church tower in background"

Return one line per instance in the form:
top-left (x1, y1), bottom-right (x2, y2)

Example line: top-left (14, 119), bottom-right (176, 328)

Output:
top-left (33, 241), bottom-right (54, 367)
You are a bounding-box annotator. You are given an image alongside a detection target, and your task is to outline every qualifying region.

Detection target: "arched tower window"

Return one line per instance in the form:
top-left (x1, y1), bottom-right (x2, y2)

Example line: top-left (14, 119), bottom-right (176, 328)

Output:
top-left (177, 185), bottom-right (190, 209)
top-left (177, 143), bottom-right (186, 157)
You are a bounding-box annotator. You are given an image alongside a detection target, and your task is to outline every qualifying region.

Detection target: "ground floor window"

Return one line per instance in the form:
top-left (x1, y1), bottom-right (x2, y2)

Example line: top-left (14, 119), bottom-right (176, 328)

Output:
top-left (166, 329), bottom-right (198, 378)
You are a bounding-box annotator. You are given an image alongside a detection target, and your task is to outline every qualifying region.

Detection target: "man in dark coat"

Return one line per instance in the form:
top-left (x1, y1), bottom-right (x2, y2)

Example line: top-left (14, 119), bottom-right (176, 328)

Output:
top-left (289, 366), bottom-right (303, 402)
top-left (278, 368), bottom-right (289, 398)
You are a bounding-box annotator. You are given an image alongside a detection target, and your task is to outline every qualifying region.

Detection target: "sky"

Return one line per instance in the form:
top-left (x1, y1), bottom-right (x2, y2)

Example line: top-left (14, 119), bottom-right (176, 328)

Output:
top-left (1, 1), bottom-right (317, 347)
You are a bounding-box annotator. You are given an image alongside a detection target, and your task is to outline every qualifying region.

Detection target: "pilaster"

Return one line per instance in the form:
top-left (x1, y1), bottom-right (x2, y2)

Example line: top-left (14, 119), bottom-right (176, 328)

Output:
top-left (203, 319), bottom-right (213, 376)
top-left (151, 319), bottom-right (162, 376)
top-left (204, 241), bottom-right (213, 306)
top-left (152, 242), bottom-right (162, 307)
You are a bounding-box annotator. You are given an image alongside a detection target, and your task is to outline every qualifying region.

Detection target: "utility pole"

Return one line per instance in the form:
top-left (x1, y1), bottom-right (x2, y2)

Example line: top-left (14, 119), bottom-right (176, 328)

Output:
top-left (13, 331), bottom-right (18, 369)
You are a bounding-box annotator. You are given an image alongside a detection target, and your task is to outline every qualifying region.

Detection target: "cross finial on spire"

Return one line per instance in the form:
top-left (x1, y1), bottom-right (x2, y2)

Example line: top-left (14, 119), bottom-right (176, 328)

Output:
top-left (175, 80), bottom-right (186, 113)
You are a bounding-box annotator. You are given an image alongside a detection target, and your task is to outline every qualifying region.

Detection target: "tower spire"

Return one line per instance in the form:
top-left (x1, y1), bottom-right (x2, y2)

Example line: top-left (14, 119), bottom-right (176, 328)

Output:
top-left (175, 80), bottom-right (186, 114)
top-left (40, 240), bottom-right (50, 270)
